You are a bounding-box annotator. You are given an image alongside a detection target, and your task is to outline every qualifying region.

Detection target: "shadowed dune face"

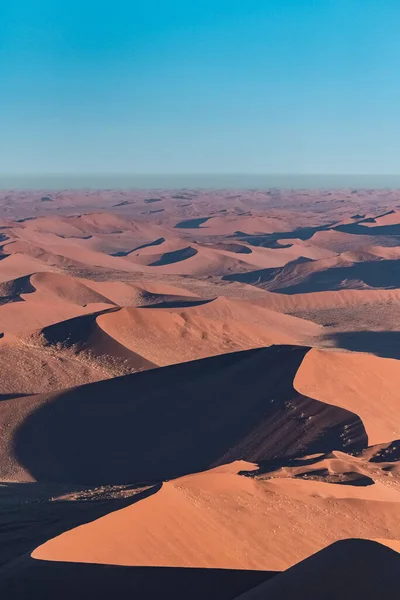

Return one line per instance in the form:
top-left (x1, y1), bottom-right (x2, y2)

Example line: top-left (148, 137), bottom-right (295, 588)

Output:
top-left (234, 224), bottom-right (334, 246)
top-left (0, 560), bottom-right (277, 600)
top-left (0, 274), bottom-right (36, 304)
top-left (224, 255), bottom-right (400, 294)
top-left (324, 330), bottom-right (400, 359)
top-left (5, 346), bottom-right (367, 484)
top-left (39, 310), bottom-right (156, 372)
top-left (148, 246), bottom-right (198, 266)
top-left (111, 236), bottom-right (166, 256)
top-left (235, 539), bottom-right (400, 600)
top-left (0, 483), bottom-right (159, 570)
top-left (175, 217), bottom-right (211, 229)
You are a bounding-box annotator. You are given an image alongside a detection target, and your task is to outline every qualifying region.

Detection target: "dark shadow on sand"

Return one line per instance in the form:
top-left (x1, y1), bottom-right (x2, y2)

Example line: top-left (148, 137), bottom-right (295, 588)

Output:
top-left (0, 559), bottom-right (278, 600)
top-left (149, 246), bottom-right (198, 266)
top-left (138, 297), bottom-right (215, 310)
top-left (175, 217), bottom-right (210, 229)
top-left (40, 308), bottom-right (155, 371)
top-left (0, 484), bottom-right (160, 569)
top-left (224, 257), bottom-right (400, 294)
top-left (325, 330), bottom-right (400, 359)
top-left (111, 237), bottom-right (165, 257)
top-left (233, 223), bottom-right (334, 247)
top-left (12, 346), bottom-right (368, 485)
top-left (334, 221), bottom-right (400, 237)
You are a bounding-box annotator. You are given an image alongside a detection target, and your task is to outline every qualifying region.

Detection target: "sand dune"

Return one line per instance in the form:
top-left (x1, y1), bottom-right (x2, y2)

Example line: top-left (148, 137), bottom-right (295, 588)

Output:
top-left (174, 215), bottom-right (290, 235)
top-left (39, 310), bottom-right (156, 372)
top-left (31, 458), bottom-right (400, 571)
top-left (0, 252), bottom-right (56, 282)
top-left (200, 241), bottom-right (335, 270)
top-left (28, 271), bottom-right (194, 310)
top-left (0, 346), bottom-right (367, 483)
top-left (225, 251), bottom-right (400, 294)
top-left (0, 297), bottom-right (111, 335)
top-left (95, 297), bottom-right (321, 365)
top-left (253, 286), bottom-right (400, 313)
top-left (294, 348), bottom-right (400, 445)
top-left (0, 331), bottom-right (121, 397)
top-left (5, 238), bottom-right (145, 272)
top-left (0, 274), bottom-right (35, 303)
top-left (29, 272), bottom-right (116, 305)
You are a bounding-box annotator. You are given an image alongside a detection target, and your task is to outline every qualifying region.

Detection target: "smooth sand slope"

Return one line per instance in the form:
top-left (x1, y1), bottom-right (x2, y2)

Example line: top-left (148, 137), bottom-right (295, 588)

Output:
top-left (31, 459), bottom-right (400, 572)
top-left (295, 348), bottom-right (400, 445)
top-left (95, 297), bottom-right (322, 366)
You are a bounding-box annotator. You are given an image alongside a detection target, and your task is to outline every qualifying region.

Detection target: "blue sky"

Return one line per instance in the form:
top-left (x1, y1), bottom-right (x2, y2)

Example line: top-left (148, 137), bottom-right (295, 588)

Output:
top-left (1, 1), bottom-right (400, 174)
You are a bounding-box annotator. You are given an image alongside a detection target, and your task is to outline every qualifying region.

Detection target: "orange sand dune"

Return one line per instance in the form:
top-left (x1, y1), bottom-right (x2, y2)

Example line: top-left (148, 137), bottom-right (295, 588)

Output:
top-left (3, 237), bottom-right (144, 272)
top-left (201, 241), bottom-right (335, 270)
top-left (29, 272), bottom-right (116, 306)
top-left (226, 250), bottom-right (400, 294)
top-left (16, 212), bottom-right (164, 238)
top-left (32, 460), bottom-right (400, 571)
top-left (95, 297), bottom-right (322, 365)
top-left (0, 252), bottom-right (56, 282)
top-left (5, 228), bottom-right (260, 277)
top-left (366, 244), bottom-right (400, 259)
top-left (294, 348), bottom-right (400, 445)
top-left (175, 214), bottom-right (290, 236)
top-left (125, 243), bottom-right (256, 276)
top-left (309, 229), bottom-right (389, 252)
top-left (29, 271), bottom-right (197, 307)
top-left (360, 209), bottom-right (400, 226)
top-left (39, 310), bottom-right (156, 373)
top-left (0, 346), bottom-right (367, 483)
top-left (0, 297), bottom-right (111, 335)
top-left (0, 331), bottom-right (120, 397)
top-left (253, 286), bottom-right (400, 313)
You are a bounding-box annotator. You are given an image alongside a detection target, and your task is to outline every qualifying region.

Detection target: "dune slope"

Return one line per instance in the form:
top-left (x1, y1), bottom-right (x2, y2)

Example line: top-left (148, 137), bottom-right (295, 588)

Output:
top-left (0, 346), bottom-right (367, 483)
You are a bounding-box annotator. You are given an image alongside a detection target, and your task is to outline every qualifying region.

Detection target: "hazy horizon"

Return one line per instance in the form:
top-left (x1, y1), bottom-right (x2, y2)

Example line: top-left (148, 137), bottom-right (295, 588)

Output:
top-left (2, 172), bottom-right (400, 191)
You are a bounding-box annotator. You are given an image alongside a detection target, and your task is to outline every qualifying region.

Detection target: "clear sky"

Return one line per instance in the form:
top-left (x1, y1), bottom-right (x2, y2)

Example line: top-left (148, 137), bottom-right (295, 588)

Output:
top-left (1, 0), bottom-right (400, 175)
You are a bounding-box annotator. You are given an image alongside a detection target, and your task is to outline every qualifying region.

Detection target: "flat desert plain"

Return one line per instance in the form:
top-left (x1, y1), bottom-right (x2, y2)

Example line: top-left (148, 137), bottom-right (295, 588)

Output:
top-left (1, 187), bottom-right (400, 598)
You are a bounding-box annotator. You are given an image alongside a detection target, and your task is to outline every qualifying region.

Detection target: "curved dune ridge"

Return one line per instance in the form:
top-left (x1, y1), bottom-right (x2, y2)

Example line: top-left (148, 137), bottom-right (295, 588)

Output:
top-left (0, 273), bottom-right (36, 302)
top-left (0, 346), bottom-right (368, 483)
top-left (294, 348), bottom-right (400, 445)
top-left (3, 195), bottom-right (400, 598)
top-left (148, 245), bottom-right (198, 266)
top-left (0, 292), bottom-right (320, 396)
top-left (224, 251), bottom-right (400, 294)
top-left (39, 309), bottom-right (156, 372)
top-left (30, 456), bottom-right (400, 572)
top-left (94, 296), bottom-right (322, 366)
